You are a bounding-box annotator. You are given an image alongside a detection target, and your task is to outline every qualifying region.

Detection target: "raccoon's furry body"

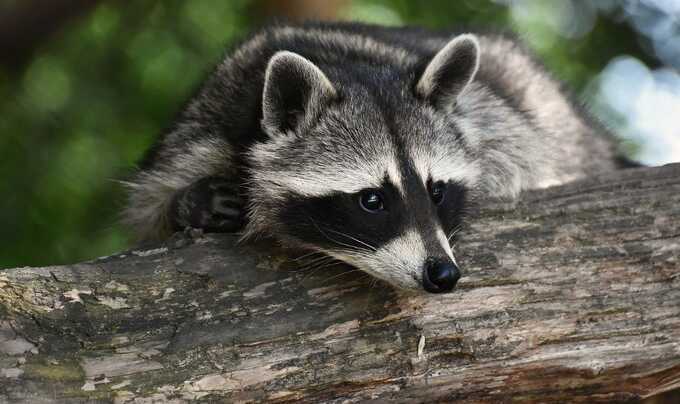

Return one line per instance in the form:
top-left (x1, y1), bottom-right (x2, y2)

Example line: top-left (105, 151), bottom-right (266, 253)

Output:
top-left (124, 22), bottom-right (622, 292)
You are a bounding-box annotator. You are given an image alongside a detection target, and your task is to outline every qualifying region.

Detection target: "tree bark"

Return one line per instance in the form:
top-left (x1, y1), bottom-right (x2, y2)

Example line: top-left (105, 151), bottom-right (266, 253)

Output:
top-left (1, 164), bottom-right (679, 403)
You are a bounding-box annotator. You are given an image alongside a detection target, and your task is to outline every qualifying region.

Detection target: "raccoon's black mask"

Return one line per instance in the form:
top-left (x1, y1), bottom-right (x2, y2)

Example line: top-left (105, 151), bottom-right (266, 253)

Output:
top-left (245, 35), bottom-right (481, 293)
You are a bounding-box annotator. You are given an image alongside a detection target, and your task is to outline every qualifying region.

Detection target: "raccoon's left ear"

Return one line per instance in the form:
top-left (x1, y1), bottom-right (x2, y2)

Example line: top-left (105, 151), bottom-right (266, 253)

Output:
top-left (262, 51), bottom-right (337, 136)
top-left (416, 34), bottom-right (480, 109)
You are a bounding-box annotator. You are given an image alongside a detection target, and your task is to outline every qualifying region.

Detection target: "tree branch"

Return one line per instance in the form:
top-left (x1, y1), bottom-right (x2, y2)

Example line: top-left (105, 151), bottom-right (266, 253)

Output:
top-left (1, 164), bottom-right (679, 402)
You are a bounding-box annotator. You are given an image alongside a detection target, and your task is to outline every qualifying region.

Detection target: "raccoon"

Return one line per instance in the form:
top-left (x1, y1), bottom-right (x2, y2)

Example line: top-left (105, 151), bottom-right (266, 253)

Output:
top-left (123, 22), bottom-right (624, 293)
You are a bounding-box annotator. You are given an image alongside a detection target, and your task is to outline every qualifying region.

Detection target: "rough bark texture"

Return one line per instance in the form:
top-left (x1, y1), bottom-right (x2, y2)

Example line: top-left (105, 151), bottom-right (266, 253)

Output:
top-left (1, 164), bottom-right (679, 403)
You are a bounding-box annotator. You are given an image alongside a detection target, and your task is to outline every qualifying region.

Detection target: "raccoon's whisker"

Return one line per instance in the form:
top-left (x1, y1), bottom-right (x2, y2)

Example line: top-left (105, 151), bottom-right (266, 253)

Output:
top-left (300, 266), bottom-right (324, 281)
top-left (297, 256), bottom-right (337, 273)
top-left (300, 254), bottom-right (335, 266)
top-left (294, 253), bottom-right (333, 267)
top-left (292, 250), bottom-right (327, 262)
top-left (318, 268), bottom-right (364, 285)
top-left (308, 218), bottom-right (373, 254)
top-left (447, 225), bottom-right (463, 243)
top-left (333, 248), bottom-right (376, 262)
top-left (447, 226), bottom-right (459, 240)
top-left (301, 260), bottom-right (346, 282)
top-left (324, 228), bottom-right (377, 252)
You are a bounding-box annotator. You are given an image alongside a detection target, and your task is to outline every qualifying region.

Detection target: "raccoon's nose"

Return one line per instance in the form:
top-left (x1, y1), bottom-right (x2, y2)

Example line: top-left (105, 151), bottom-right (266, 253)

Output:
top-left (422, 260), bottom-right (461, 293)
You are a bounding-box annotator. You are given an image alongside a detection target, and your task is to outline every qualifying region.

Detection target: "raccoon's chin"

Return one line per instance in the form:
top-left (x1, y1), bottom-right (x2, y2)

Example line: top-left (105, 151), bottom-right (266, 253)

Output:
top-left (322, 251), bottom-right (421, 291)
top-left (357, 268), bottom-right (423, 292)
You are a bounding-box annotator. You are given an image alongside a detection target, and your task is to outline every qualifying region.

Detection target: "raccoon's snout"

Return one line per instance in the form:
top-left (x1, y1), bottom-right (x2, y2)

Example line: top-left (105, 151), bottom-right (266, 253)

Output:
top-left (422, 259), bottom-right (461, 293)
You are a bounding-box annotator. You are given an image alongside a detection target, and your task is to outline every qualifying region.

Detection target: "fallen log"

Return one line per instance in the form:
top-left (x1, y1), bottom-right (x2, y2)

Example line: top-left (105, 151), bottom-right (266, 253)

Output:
top-left (1, 163), bottom-right (679, 403)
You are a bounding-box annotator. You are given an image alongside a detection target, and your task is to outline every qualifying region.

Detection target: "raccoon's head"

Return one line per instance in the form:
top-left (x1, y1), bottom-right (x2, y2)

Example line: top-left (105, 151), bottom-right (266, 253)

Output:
top-left (246, 34), bottom-right (481, 293)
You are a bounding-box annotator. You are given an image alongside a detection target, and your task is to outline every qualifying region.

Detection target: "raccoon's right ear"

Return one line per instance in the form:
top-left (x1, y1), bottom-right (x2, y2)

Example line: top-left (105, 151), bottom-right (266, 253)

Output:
top-left (416, 34), bottom-right (480, 110)
top-left (262, 51), bottom-right (337, 135)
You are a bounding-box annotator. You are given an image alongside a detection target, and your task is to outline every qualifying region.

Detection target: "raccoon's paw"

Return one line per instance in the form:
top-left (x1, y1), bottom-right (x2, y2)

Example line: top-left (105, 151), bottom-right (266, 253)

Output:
top-left (170, 177), bottom-right (245, 233)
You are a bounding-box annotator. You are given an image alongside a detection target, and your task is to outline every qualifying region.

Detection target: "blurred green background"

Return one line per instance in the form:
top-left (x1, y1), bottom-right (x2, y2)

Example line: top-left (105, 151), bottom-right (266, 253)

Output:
top-left (1, 0), bottom-right (678, 268)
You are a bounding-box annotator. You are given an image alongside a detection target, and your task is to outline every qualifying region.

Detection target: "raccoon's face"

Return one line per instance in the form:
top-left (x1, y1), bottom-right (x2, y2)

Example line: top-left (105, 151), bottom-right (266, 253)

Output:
top-left (247, 35), bottom-right (481, 293)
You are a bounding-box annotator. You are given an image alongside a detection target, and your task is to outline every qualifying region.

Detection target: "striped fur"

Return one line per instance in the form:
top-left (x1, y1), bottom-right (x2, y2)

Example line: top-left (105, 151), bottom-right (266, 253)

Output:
top-left (123, 21), bottom-right (622, 290)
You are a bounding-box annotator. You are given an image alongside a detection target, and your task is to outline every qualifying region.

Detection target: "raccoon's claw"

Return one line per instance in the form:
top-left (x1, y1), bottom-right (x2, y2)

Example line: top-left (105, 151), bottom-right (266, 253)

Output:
top-left (171, 176), bottom-right (245, 233)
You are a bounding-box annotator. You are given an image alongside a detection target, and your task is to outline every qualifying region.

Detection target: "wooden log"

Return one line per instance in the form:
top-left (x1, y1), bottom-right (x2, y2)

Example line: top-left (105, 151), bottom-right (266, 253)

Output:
top-left (1, 164), bottom-right (679, 403)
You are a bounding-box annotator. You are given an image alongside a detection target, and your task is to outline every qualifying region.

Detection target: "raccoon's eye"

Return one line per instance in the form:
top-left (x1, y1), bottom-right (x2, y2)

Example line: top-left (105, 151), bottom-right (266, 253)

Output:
top-left (430, 181), bottom-right (446, 205)
top-left (359, 190), bottom-right (385, 212)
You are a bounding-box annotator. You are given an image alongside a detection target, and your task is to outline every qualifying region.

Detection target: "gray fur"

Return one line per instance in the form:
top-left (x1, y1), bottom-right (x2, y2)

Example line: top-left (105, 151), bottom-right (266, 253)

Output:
top-left (416, 34), bottom-right (480, 108)
top-left (262, 51), bottom-right (337, 135)
top-left (123, 22), bottom-right (621, 290)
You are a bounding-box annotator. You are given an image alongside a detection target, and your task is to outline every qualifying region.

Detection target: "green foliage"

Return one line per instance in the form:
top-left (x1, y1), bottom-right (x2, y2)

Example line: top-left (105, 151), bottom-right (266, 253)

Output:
top-left (0, 1), bottom-right (651, 268)
top-left (0, 1), bottom-right (250, 267)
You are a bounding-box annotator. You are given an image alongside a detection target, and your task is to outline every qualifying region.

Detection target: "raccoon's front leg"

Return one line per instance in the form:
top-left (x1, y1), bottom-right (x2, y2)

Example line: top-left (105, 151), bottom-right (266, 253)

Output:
top-left (169, 176), bottom-right (245, 233)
